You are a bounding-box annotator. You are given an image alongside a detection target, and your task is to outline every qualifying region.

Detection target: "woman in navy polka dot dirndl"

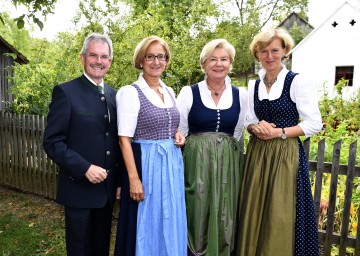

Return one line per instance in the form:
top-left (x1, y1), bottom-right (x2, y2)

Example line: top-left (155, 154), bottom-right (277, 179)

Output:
top-left (236, 28), bottom-right (323, 256)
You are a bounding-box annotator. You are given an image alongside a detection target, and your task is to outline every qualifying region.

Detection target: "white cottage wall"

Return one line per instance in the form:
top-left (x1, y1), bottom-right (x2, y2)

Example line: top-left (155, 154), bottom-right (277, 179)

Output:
top-left (291, 2), bottom-right (360, 100)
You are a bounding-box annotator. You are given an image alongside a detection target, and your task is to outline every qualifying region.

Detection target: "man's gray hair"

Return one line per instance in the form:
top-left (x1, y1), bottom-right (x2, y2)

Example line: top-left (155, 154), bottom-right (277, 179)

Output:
top-left (80, 33), bottom-right (113, 60)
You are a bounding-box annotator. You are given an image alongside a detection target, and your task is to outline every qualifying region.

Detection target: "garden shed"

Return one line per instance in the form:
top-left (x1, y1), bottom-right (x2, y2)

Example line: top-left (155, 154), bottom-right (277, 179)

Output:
top-left (0, 35), bottom-right (29, 110)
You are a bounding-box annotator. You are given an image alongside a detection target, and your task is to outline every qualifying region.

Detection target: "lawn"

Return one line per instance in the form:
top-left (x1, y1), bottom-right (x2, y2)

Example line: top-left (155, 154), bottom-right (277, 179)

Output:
top-left (0, 185), bottom-right (118, 256)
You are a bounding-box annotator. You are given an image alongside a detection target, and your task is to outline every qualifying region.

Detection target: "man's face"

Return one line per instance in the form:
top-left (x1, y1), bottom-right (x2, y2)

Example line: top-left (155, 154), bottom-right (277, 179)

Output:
top-left (80, 40), bottom-right (112, 84)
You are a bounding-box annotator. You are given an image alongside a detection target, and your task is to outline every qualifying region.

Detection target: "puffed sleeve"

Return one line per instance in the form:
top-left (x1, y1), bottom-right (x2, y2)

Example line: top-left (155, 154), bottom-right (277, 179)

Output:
top-left (291, 75), bottom-right (323, 137)
top-left (244, 80), bottom-right (259, 128)
top-left (176, 86), bottom-right (193, 137)
top-left (116, 85), bottom-right (140, 137)
top-left (233, 87), bottom-right (249, 140)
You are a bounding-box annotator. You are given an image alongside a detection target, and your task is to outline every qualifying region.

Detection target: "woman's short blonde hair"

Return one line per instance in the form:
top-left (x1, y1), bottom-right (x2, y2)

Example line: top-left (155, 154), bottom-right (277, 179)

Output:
top-left (199, 39), bottom-right (236, 73)
top-left (133, 36), bottom-right (171, 70)
top-left (250, 27), bottom-right (294, 61)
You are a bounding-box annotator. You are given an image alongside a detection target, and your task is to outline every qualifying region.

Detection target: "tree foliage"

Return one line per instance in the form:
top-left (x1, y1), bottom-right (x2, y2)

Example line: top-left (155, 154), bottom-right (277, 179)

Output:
top-left (228, 0), bottom-right (308, 28)
top-left (217, 0), bottom-right (308, 77)
top-left (5, 30), bottom-right (83, 114)
top-left (0, 0), bottom-right (57, 30)
top-left (0, 12), bottom-right (32, 57)
top-left (4, 0), bottom-right (309, 114)
top-left (1, 4), bottom-right (96, 114)
top-left (288, 22), bottom-right (312, 45)
top-left (77, 0), bottom-right (221, 92)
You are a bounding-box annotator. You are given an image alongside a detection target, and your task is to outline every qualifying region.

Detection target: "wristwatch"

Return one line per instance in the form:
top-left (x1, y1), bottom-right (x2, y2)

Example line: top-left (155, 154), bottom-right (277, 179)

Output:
top-left (281, 128), bottom-right (287, 140)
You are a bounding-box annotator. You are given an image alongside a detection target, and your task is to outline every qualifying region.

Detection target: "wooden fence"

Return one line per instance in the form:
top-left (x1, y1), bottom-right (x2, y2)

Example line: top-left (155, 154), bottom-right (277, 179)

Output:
top-left (0, 110), bottom-right (360, 255)
top-left (304, 138), bottom-right (360, 255)
top-left (0, 111), bottom-right (57, 198)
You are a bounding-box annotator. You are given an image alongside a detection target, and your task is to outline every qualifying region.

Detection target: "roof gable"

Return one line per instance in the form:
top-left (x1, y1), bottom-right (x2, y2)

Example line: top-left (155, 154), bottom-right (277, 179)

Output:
top-left (291, 2), bottom-right (360, 53)
top-left (0, 36), bottom-right (29, 64)
top-left (278, 12), bottom-right (314, 30)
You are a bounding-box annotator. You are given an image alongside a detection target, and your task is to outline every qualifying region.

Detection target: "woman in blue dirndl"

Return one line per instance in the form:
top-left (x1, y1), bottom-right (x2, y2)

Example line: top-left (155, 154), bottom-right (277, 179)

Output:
top-left (114, 36), bottom-right (187, 256)
top-left (236, 28), bottom-right (323, 256)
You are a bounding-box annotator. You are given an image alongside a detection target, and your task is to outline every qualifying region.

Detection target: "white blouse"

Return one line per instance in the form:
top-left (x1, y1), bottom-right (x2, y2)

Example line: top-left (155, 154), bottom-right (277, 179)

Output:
top-left (116, 73), bottom-right (177, 137)
top-left (176, 76), bottom-right (249, 140)
top-left (246, 66), bottom-right (323, 137)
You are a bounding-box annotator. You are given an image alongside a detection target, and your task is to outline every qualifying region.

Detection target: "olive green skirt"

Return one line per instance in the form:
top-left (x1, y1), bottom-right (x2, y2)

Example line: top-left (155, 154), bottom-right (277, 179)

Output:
top-left (236, 136), bottom-right (299, 256)
top-left (184, 132), bottom-right (243, 256)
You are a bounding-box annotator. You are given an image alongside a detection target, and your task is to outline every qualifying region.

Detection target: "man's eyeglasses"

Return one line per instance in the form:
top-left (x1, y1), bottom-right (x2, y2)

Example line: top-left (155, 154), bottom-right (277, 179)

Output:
top-left (87, 53), bottom-right (111, 61)
top-left (144, 54), bottom-right (167, 62)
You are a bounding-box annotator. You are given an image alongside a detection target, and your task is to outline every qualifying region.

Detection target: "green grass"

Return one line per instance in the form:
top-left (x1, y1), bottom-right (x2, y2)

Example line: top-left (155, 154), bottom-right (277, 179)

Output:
top-left (0, 187), bottom-right (66, 256)
top-left (0, 213), bottom-right (64, 255)
top-left (0, 186), bottom-right (118, 255)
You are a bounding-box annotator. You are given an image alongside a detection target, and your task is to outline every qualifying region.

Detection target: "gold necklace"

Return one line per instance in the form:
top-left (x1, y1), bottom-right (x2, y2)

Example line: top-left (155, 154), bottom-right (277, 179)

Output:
top-left (207, 83), bottom-right (225, 96)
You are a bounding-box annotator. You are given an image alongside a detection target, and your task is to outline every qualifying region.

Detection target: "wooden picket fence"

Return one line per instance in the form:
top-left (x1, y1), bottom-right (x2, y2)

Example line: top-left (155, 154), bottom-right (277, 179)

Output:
top-left (0, 110), bottom-right (360, 255)
top-left (0, 111), bottom-right (57, 198)
top-left (304, 138), bottom-right (360, 255)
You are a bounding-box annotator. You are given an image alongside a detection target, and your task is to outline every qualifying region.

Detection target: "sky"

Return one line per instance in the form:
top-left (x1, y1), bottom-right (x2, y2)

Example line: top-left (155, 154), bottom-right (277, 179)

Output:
top-left (1, 0), bottom-right (79, 39)
top-left (1, 0), bottom-right (358, 40)
top-left (31, 0), bottom-right (80, 39)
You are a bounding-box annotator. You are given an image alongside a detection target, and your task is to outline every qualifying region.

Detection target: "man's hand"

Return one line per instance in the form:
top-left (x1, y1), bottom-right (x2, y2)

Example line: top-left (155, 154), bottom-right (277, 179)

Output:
top-left (85, 164), bottom-right (108, 184)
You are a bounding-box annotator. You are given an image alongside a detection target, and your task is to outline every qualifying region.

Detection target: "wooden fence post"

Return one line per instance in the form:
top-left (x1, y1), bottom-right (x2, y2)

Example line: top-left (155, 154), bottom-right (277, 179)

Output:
top-left (339, 141), bottom-right (357, 255)
top-left (324, 140), bottom-right (342, 255)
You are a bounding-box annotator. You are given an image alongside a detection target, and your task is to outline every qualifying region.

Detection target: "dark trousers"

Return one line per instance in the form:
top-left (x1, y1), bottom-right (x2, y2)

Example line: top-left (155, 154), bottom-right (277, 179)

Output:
top-left (64, 200), bottom-right (113, 256)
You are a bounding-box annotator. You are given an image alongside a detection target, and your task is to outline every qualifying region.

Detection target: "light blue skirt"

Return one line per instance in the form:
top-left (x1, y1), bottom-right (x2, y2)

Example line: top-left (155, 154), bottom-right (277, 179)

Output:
top-left (135, 139), bottom-right (187, 256)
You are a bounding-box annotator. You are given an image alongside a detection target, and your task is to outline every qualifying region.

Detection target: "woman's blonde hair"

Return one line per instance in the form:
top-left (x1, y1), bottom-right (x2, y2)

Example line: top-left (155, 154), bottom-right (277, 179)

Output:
top-left (133, 35), bottom-right (171, 70)
top-left (199, 39), bottom-right (236, 73)
top-left (250, 27), bottom-right (294, 61)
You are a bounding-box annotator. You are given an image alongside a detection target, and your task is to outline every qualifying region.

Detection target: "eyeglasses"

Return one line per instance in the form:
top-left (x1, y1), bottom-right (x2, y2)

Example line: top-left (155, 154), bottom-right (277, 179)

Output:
top-left (258, 49), bottom-right (282, 57)
top-left (87, 53), bottom-right (111, 61)
top-left (144, 54), bottom-right (167, 62)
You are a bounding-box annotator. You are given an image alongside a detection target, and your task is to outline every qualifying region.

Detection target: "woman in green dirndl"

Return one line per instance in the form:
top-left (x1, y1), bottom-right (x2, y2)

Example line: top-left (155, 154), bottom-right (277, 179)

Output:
top-left (177, 39), bottom-right (248, 256)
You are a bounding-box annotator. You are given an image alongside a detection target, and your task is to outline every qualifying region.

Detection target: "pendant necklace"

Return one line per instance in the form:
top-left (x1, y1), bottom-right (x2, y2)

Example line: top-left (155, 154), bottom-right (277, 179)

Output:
top-left (263, 75), bottom-right (278, 88)
top-left (207, 83), bottom-right (225, 96)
